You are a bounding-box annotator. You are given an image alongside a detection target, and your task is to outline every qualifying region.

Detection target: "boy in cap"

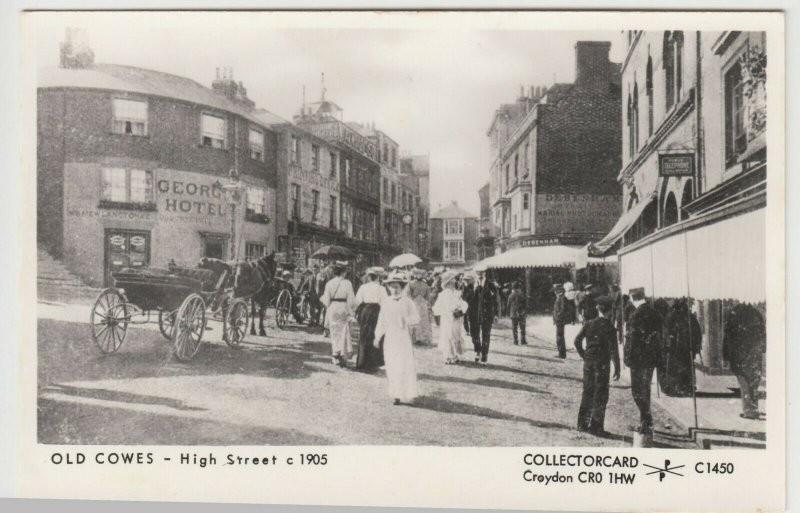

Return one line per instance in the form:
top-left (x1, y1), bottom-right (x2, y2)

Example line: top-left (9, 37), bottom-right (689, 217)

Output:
top-left (574, 295), bottom-right (621, 435)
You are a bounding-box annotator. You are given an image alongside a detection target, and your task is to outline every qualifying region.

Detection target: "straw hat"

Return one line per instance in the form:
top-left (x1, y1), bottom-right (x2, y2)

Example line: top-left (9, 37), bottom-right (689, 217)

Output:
top-left (383, 270), bottom-right (408, 285)
top-left (439, 271), bottom-right (458, 287)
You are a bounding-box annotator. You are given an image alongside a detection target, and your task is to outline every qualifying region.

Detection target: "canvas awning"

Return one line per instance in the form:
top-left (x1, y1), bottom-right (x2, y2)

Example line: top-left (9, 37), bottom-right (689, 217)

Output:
top-left (482, 245), bottom-right (603, 269)
top-left (591, 193), bottom-right (655, 255)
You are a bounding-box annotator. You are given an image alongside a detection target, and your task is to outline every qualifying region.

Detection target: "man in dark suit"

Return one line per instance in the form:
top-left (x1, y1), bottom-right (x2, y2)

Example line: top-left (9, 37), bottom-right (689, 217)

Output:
top-left (552, 284), bottom-right (572, 358)
top-left (581, 284), bottom-right (598, 323)
top-left (507, 282), bottom-right (527, 345)
top-left (574, 296), bottom-right (621, 435)
top-left (298, 268), bottom-right (321, 326)
top-left (465, 268), bottom-right (501, 366)
top-left (623, 287), bottom-right (662, 436)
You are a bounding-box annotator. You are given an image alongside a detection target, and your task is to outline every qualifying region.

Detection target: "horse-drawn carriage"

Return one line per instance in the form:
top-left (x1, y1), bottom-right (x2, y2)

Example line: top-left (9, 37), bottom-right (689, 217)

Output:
top-left (89, 261), bottom-right (249, 361)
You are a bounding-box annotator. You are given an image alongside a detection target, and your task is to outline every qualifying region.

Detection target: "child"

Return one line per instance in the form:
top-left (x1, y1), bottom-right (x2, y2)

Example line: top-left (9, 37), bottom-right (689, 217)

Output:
top-left (374, 271), bottom-right (420, 405)
top-left (432, 271), bottom-right (468, 364)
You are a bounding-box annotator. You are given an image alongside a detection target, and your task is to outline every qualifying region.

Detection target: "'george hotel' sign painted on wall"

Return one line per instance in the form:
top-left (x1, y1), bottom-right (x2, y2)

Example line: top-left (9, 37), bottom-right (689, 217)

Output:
top-left (304, 121), bottom-right (377, 161)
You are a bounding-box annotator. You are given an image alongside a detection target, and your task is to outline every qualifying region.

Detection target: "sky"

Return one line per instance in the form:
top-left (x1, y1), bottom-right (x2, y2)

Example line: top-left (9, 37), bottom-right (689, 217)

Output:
top-left (35, 20), bottom-right (624, 215)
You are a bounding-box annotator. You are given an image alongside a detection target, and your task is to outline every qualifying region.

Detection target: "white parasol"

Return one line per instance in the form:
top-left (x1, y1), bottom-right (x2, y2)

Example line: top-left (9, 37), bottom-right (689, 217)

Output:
top-left (389, 253), bottom-right (422, 268)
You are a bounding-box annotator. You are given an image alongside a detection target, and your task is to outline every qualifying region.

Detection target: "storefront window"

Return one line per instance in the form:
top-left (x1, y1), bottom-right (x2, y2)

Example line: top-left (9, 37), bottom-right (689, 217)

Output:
top-left (291, 184), bottom-right (301, 220)
top-left (246, 243), bottom-right (266, 260)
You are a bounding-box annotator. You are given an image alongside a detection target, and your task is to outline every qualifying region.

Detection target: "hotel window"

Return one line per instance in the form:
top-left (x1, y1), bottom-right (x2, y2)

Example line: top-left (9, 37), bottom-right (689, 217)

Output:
top-left (290, 134), bottom-right (300, 164)
top-left (246, 187), bottom-right (266, 215)
top-left (249, 127), bottom-right (264, 161)
top-left (245, 243), bottom-right (266, 260)
top-left (504, 164), bottom-right (510, 192)
top-left (725, 61), bottom-right (747, 164)
top-left (632, 82), bottom-right (640, 151)
top-left (514, 154), bottom-right (519, 183)
top-left (391, 147), bottom-right (396, 168)
top-left (344, 158), bottom-right (352, 185)
top-left (391, 183), bottom-right (396, 205)
top-left (664, 31), bottom-right (684, 111)
top-left (383, 177), bottom-right (389, 201)
top-left (443, 241), bottom-right (464, 261)
top-left (311, 144), bottom-right (320, 172)
top-left (201, 113), bottom-right (226, 149)
top-left (329, 152), bottom-right (337, 178)
top-left (523, 193), bottom-right (530, 210)
top-left (383, 143), bottom-right (388, 163)
top-left (112, 98), bottom-right (147, 136)
top-left (312, 189), bottom-right (320, 221)
top-left (444, 219), bottom-right (463, 236)
top-left (329, 195), bottom-right (337, 229)
top-left (291, 184), bottom-right (301, 220)
top-left (101, 168), bottom-right (153, 204)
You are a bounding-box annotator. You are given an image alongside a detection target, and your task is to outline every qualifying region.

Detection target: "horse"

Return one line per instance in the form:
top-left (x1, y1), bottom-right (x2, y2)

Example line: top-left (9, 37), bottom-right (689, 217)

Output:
top-left (231, 252), bottom-right (279, 336)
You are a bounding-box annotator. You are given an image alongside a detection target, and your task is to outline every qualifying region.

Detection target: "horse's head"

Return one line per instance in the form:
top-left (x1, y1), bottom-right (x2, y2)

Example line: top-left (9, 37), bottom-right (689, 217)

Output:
top-left (264, 251), bottom-right (277, 279)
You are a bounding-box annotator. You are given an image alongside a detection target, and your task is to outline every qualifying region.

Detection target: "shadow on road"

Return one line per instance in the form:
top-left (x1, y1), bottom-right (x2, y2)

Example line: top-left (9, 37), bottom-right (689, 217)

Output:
top-left (418, 373), bottom-right (551, 395)
top-left (42, 384), bottom-right (206, 411)
top-left (38, 398), bottom-right (334, 445)
top-left (486, 363), bottom-right (583, 383)
top-left (409, 394), bottom-right (574, 432)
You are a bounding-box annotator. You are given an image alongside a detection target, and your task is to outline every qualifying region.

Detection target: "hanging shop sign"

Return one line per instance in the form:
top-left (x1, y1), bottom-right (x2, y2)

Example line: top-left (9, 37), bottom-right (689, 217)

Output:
top-left (658, 153), bottom-right (695, 177)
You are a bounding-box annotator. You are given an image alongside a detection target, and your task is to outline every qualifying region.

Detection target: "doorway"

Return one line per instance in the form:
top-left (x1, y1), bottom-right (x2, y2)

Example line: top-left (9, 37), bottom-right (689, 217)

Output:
top-left (201, 233), bottom-right (228, 260)
top-left (104, 229), bottom-right (150, 286)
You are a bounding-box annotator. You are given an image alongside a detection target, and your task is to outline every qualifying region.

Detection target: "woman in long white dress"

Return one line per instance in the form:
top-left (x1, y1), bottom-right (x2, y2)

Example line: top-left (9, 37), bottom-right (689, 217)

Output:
top-left (432, 271), bottom-right (468, 364)
top-left (407, 269), bottom-right (433, 345)
top-left (320, 261), bottom-right (355, 367)
top-left (375, 271), bottom-right (420, 404)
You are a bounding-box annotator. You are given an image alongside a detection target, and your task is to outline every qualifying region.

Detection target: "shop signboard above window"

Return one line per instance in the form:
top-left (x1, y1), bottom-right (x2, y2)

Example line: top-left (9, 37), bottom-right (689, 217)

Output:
top-left (658, 153), bottom-right (695, 177)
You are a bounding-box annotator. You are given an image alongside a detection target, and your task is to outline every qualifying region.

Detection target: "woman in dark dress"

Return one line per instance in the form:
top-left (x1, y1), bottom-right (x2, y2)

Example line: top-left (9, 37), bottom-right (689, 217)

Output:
top-left (353, 268), bottom-right (387, 371)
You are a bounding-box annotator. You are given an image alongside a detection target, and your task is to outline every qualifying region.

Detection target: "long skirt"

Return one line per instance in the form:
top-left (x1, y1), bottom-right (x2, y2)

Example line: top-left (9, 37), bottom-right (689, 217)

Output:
top-left (356, 303), bottom-right (384, 370)
top-left (383, 326), bottom-right (418, 401)
top-left (410, 296), bottom-right (433, 344)
top-left (327, 302), bottom-right (352, 357)
top-left (437, 315), bottom-right (464, 361)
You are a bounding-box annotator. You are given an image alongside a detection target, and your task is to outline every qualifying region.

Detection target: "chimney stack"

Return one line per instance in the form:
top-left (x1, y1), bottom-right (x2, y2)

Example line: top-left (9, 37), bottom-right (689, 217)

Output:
top-left (60, 28), bottom-right (94, 69)
top-left (574, 41), bottom-right (612, 91)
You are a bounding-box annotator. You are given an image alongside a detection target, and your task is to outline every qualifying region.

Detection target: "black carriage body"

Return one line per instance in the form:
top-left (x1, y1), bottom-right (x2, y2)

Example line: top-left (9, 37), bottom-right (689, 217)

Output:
top-left (112, 267), bottom-right (220, 312)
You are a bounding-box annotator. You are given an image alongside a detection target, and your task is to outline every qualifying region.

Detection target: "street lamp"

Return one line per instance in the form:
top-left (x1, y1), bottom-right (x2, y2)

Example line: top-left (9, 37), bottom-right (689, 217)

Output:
top-left (217, 169), bottom-right (245, 261)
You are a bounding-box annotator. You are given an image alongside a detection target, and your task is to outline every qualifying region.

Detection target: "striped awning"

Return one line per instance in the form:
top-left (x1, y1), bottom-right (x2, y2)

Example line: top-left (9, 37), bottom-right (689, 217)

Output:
top-left (480, 245), bottom-right (608, 270)
top-left (591, 193), bottom-right (655, 255)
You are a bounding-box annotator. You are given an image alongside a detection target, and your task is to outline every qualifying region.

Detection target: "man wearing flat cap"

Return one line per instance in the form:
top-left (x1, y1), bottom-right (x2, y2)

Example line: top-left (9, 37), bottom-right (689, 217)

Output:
top-left (574, 295), bottom-right (620, 435)
top-left (552, 284), bottom-right (571, 359)
top-left (624, 287), bottom-right (663, 437)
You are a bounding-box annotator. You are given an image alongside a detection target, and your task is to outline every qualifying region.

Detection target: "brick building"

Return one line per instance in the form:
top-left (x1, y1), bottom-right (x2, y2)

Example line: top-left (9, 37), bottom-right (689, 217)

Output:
top-left (429, 202), bottom-right (480, 270)
top-left (295, 99), bottom-right (382, 267)
top-left (484, 40), bottom-right (622, 310)
top-left (254, 110), bottom-right (343, 268)
top-left (38, 37), bottom-right (277, 286)
top-left (593, 31), bottom-right (767, 373)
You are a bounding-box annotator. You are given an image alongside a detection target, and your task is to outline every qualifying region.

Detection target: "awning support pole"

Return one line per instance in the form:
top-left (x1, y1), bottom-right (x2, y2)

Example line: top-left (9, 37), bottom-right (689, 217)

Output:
top-left (683, 229), bottom-right (700, 430)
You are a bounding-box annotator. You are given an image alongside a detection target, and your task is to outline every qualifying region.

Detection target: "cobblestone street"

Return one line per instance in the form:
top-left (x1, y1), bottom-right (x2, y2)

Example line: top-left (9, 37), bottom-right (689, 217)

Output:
top-left (38, 300), bottom-right (689, 447)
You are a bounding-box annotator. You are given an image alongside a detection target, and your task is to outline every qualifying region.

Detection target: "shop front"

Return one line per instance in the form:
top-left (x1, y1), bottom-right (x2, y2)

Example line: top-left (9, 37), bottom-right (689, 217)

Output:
top-left (63, 162), bottom-right (275, 286)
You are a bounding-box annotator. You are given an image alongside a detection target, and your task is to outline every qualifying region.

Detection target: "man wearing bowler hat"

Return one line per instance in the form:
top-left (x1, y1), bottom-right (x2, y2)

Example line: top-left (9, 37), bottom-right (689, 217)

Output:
top-left (624, 287), bottom-right (663, 437)
top-left (574, 295), bottom-right (620, 435)
top-left (465, 265), bottom-right (500, 366)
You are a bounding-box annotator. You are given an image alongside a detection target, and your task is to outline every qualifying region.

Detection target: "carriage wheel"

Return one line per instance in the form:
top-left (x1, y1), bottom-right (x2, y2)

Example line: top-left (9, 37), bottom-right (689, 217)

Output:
top-left (275, 289), bottom-right (292, 330)
top-left (223, 299), bottom-right (249, 349)
top-left (171, 294), bottom-right (206, 361)
top-left (158, 309), bottom-right (176, 340)
top-left (90, 288), bottom-right (129, 354)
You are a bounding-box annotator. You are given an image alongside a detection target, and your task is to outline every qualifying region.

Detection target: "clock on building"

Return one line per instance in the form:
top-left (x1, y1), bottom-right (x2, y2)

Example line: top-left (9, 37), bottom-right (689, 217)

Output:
top-left (401, 213), bottom-right (413, 225)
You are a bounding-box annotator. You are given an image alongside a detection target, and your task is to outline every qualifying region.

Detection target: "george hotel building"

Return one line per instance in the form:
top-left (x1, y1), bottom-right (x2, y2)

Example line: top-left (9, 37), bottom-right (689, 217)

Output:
top-left (38, 36), bottom-right (277, 286)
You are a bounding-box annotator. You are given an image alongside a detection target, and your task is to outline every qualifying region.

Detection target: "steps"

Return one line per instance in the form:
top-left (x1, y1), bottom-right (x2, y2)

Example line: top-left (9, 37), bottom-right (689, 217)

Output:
top-left (38, 248), bottom-right (103, 304)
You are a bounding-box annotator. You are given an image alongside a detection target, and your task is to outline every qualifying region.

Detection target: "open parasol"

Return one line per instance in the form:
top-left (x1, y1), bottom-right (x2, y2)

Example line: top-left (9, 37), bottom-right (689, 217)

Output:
top-left (389, 253), bottom-right (422, 268)
top-left (311, 245), bottom-right (355, 260)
